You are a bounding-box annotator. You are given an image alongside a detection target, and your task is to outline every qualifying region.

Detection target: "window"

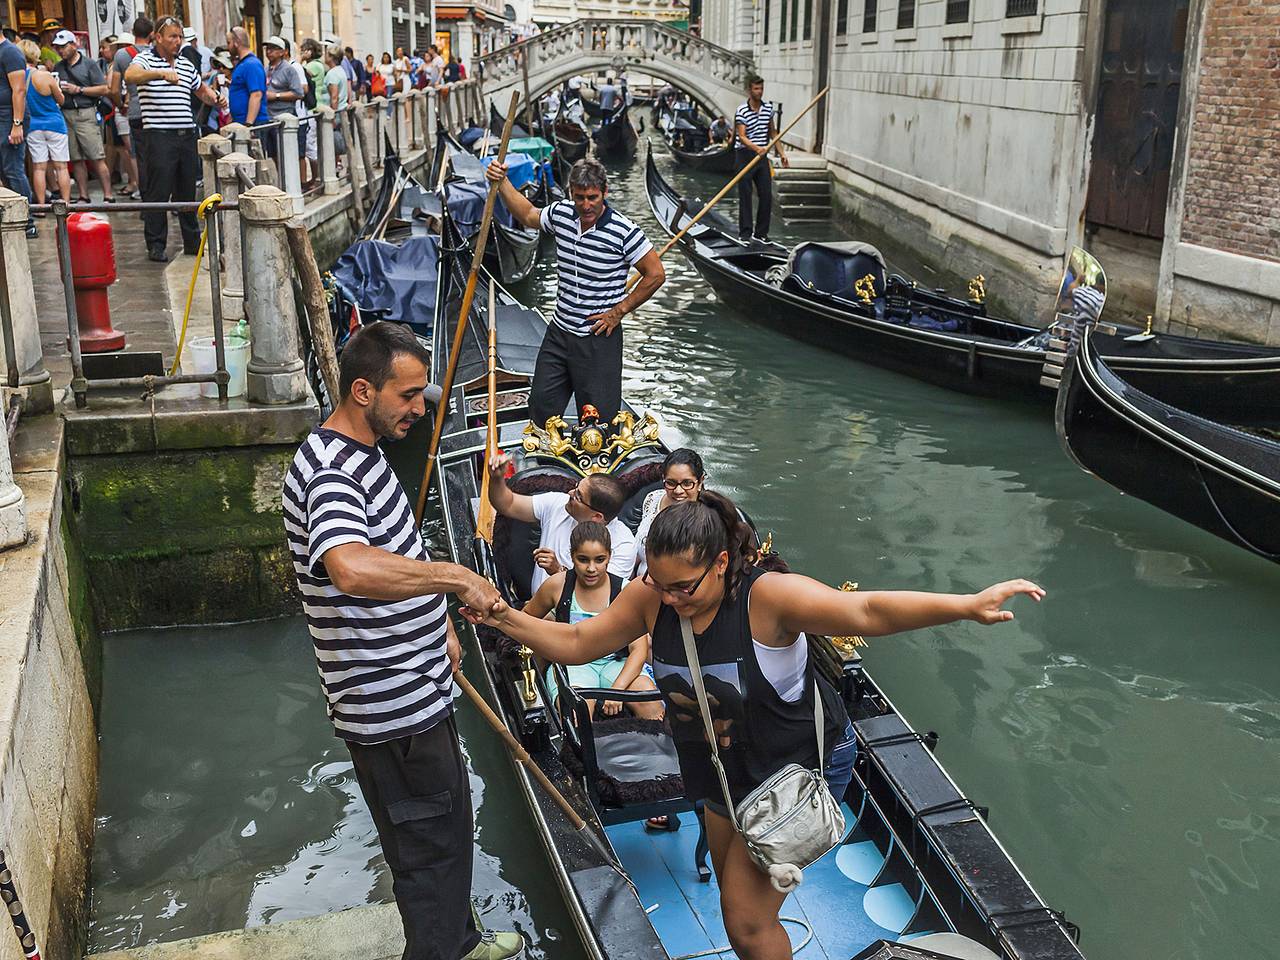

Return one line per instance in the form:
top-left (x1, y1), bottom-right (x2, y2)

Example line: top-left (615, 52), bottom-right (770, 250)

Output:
top-left (945, 0), bottom-right (969, 23)
top-left (837, 0), bottom-right (849, 33)
top-left (862, 0), bottom-right (877, 32)
top-left (803, 0), bottom-right (813, 39)
top-left (790, 0), bottom-right (801, 41)
top-left (764, 0), bottom-right (772, 42)
top-left (1005, 0), bottom-right (1037, 15)
top-left (896, 0), bottom-right (914, 29)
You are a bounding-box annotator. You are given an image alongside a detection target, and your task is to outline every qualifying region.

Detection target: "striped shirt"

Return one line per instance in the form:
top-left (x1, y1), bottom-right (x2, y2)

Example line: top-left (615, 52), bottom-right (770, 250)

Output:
top-left (283, 428), bottom-right (453, 744)
top-left (734, 99), bottom-right (776, 148)
top-left (134, 50), bottom-right (200, 129)
top-left (539, 200), bottom-right (654, 336)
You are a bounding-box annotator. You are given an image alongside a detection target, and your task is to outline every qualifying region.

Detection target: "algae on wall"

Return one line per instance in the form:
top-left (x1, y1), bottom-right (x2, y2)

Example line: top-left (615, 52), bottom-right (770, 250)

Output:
top-left (67, 446), bottom-right (301, 631)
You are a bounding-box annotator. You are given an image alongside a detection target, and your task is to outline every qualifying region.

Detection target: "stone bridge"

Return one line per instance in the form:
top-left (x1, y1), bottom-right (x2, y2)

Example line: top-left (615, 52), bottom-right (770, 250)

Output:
top-left (475, 19), bottom-right (756, 120)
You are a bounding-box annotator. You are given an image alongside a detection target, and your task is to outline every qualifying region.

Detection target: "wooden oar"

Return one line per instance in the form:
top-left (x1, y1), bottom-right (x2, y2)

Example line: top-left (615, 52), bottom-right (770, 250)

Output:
top-left (414, 91), bottom-right (521, 525)
top-left (625, 86), bottom-right (830, 292)
top-left (476, 279), bottom-right (498, 543)
top-left (454, 670), bottom-right (619, 867)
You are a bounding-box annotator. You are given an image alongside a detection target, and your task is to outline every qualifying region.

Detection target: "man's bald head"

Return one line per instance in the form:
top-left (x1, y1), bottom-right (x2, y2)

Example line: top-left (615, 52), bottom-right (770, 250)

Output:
top-left (226, 25), bottom-right (250, 55)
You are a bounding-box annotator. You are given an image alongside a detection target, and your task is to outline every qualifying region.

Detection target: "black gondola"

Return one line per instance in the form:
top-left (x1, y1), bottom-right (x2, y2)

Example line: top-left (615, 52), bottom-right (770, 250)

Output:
top-left (430, 131), bottom-right (541, 284)
top-left (426, 213), bottom-right (1086, 960)
top-left (489, 100), bottom-right (531, 140)
top-left (645, 148), bottom-right (1280, 421)
top-left (657, 99), bottom-right (737, 173)
top-left (1056, 322), bottom-right (1280, 563)
top-left (670, 136), bottom-right (736, 173)
top-left (593, 103), bottom-right (638, 160)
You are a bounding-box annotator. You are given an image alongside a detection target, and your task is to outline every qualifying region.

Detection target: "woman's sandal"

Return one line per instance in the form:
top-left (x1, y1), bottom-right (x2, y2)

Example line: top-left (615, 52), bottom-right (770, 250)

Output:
top-left (644, 814), bottom-right (681, 831)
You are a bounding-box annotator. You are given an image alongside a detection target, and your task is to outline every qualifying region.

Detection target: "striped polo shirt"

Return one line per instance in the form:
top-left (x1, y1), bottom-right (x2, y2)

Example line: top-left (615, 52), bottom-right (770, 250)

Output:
top-left (134, 49), bottom-right (200, 129)
top-left (539, 199), bottom-right (654, 336)
top-left (282, 427), bottom-right (453, 744)
top-left (734, 99), bottom-right (776, 149)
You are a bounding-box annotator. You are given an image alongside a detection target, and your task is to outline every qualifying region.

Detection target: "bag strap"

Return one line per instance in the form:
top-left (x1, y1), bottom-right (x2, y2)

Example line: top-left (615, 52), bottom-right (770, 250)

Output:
top-left (679, 615), bottom-right (741, 831)
top-left (679, 617), bottom-right (828, 828)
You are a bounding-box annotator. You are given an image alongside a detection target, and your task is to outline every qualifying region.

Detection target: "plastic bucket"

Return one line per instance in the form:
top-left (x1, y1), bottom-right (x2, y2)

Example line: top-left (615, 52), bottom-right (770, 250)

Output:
top-left (190, 335), bottom-right (249, 399)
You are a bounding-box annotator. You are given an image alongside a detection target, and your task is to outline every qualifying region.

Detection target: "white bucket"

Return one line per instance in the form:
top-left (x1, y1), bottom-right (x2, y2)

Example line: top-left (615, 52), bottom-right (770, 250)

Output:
top-left (190, 335), bottom-right (249, 399)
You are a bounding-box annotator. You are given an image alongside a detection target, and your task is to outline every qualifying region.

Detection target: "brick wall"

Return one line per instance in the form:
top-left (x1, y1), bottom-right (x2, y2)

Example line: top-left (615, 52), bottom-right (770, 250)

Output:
top-left (1180, 0), bottom-right (1280, 263)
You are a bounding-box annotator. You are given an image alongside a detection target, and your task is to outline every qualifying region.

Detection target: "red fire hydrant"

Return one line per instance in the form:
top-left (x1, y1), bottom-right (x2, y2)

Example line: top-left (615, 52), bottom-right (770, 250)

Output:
top-left (66, 212), bottom-right (126, 352)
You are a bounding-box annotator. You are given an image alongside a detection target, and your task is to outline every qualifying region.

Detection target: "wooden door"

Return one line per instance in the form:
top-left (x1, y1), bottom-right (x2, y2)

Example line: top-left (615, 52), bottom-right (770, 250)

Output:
top-left (1086, 0), bottom-right (1189, 237)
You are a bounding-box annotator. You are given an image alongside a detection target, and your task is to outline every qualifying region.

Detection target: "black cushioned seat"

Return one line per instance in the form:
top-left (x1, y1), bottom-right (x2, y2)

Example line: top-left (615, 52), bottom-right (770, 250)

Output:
top-left (787, 241), bottom-right (888, 301)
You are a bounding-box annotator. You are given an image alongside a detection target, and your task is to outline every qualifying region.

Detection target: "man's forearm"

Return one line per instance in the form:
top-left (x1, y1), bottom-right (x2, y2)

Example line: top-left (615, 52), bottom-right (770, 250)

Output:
top-left (330, 544), bottom-right (477, 601)
top-left (246, 91), bottom-right (262, 123)
top-left (82, 83), bottom-right (109, 97)
top-left (10, 82), bottom-right (24, 122)
top-left (618, 270), bottom-right (663, 315)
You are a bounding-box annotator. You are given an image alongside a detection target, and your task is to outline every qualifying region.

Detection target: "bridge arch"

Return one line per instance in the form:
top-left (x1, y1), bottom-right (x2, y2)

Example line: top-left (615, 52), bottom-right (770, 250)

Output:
top-left (476, 19), bottom-right (756, 123)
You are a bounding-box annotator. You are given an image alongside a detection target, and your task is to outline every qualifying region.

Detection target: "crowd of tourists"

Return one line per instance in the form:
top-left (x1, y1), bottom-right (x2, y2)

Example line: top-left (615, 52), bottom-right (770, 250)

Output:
top-left (0, 18), bottom-right (468, 248)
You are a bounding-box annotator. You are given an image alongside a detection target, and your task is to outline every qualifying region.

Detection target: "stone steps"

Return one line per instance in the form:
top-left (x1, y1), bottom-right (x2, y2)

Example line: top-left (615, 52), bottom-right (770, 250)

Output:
top-left (774, 149), bottom-right (832, 220)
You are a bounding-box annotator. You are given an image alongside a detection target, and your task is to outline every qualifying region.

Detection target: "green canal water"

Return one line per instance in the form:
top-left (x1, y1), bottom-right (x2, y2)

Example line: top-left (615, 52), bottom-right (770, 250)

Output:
top-left (89, 145), bottom-right (1280, 959)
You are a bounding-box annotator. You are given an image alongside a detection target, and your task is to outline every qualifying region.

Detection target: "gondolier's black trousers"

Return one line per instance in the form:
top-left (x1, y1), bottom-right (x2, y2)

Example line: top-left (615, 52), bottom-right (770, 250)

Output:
top-left (736, 148), bottom-right (772, 240)
top-left (347, 713), bottom-right (482, 960)
top-left (530, 321), bottom-right (624, 426)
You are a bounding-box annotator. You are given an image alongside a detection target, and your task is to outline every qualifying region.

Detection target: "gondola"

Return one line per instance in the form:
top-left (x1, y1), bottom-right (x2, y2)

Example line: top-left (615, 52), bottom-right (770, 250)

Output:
top-left (489, 100), bottom-right (532, 140)
top-left (427, 217), bottom-right (1087, 960)
top-left (593, 102), bottom-right (638, 160)
top-left (1055, 321), bottom-right (1280, 564)
top-left (657, 100), bottom-right (737, 173)
top-left (670, 136), bottom-right (736, 173)
top-left (430, 130), bottom-right (541, 284)
top-left (645, 149), bottom-right (1280, 421)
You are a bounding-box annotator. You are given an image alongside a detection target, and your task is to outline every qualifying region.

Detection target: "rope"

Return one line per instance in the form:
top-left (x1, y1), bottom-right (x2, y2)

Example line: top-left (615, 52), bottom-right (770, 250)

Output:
top-left (671, 916), bottom-right (813, 960)
top-left (169, 195), bottom-right (223, 376)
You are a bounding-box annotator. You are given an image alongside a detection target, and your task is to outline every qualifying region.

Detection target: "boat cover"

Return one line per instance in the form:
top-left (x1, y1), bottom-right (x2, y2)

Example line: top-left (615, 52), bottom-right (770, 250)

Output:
top-left (788, 241), bottom-right (888, 299)
top-left (481, 151), bottom-right (539, 191)
top-left (509, 136), bottom-right (554, 162)
top-left (330, 236), bottom-right (439, 334)
top-left (444, 179), bottom-right (522, 231)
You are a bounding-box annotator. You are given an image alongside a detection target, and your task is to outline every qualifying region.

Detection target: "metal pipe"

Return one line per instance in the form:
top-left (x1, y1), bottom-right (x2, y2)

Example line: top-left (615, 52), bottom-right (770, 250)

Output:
top-left (52, 201), bottom-right (87, 408)
top-left (206, 207), bottom-right (229, 402)
top-left (0, 220), bottom-right (18, 389)
top-left (28, 201), bottom-right (240, 214)
top-left (84, 372), bottom-right (227, 390)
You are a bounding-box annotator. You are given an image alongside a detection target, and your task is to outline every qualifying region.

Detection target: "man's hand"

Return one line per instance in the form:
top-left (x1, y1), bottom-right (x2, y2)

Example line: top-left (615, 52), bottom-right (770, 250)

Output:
top-left (446, 621), bottom-right (463, 674)
top-left (533, 548), bottom-right (562, 576)
top-left (588, 306), bottom-right (624, 336)
top-left (8, 126), bottom-right (22, 146)
top-left (484, 160), bottom-right (508, 185)
top-left (457, 570), bottom-right (501, 616)
top-left (161, 68), bottom-right (180, 84)
top-left (967, 580), bottom-right (1045, 624)
top-left (460, 594), bottom-right (512, 627)
top-left (779, 153), bottom-right (790, 169)
top-left (488, 451), bottom-right (513, 478)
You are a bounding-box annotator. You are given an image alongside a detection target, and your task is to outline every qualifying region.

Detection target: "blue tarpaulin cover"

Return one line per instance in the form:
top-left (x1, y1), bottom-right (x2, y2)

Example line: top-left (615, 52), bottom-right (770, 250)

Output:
top-left (330, 235), bottom-right (439, 336)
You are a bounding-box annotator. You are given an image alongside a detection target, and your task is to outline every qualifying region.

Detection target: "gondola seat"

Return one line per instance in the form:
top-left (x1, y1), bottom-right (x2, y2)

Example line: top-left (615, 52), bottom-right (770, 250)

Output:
top-left (785, 241), bottom-right (888, 302)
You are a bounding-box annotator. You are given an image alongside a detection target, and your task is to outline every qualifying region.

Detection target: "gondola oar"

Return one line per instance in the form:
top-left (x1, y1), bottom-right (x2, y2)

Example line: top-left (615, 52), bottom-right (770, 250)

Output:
top-left (0, 849), bottom-right (42, 959)
top-left (454, 671), bottom-right (621, 868)
top-left (414, 91), bottom-right (521, 525)
top-left (476, 280), bottom-right (498, 543)
top-left (625, 86), bottom-right (830, 292)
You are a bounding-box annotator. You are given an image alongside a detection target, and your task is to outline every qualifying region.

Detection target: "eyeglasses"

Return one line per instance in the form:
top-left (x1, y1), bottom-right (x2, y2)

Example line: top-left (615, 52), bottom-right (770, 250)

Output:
top-left (642, 560), bottom-right (716, 598)
top-left (663, 478), bottom-right (699, 492)
top-left (568, 485), bottom-right (594, 512)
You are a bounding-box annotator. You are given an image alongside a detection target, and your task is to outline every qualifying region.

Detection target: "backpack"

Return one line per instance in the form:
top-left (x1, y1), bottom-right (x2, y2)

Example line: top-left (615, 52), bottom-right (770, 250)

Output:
top-left (303, 67), bottom-right (317, 110)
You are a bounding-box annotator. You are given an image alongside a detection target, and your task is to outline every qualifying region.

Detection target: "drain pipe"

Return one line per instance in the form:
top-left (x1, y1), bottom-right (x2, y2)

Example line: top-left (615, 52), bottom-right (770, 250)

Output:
top-left (0, 848), bottom-right (42, 959)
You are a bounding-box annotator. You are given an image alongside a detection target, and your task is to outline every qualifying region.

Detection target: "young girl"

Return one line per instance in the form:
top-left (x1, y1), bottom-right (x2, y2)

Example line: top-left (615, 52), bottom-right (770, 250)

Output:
top-left (634, 448), bottom-right (705, 579)
top-left (524, 521), bottom-right (662, 721)
top-left (465, 491), bottom-right (1044, 960)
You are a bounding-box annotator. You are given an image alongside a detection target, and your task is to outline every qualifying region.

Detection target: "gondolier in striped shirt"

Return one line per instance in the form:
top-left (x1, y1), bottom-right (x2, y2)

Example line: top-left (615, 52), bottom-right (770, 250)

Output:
top-left (734, 75), bottom-right (788, 242)
top-left (485, 156), bottom-right (666, 426)
top-left (282, 323), bottom-right (524, 960)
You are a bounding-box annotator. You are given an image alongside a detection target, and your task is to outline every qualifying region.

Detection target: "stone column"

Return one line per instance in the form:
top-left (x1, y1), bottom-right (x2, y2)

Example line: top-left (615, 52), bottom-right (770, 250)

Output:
top-left (316, 107), bottom-right (340, 195)
top-left (370, 97), bottom-right (388, 167)
top-left (407, 90), bottom-right (422, 149)
top-left (0, 417), bottom-right (24, 549)
top-left (240, 186), bottom-right (307, 405)
top-left (215, 152), bottom-right (257, 323)
top-left (198, 132), bottom-right (232, 197)
top-left (0, 190), bottom-right (52, 413)
top-left (223, 122), bottom-right (254, 159)
top-left (278, 113), bottom-right (304, 215)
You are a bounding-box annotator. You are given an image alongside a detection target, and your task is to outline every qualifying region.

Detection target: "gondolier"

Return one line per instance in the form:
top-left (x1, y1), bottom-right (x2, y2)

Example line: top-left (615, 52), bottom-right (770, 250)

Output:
top-left (734, 75), bottom-right (788, 242)
top-left (485, 156), bottom-right (666, 426)
top-left (282, 323), bottom-right (524, 960)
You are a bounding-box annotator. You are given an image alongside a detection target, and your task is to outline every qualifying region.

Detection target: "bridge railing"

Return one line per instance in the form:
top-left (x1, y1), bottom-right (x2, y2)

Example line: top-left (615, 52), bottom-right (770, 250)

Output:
top-left (476, 18), bottom-right (756, 102)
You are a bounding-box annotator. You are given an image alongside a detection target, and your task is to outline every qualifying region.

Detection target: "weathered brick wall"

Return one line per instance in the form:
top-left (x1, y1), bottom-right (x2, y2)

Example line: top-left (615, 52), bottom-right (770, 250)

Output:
top-left (1180, 0), bottom-right (1280, 262)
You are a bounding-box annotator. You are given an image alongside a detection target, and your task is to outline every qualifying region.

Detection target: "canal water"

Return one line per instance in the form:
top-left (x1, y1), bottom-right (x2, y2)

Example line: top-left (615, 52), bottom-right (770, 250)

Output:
top-left (89, 142), bottom-right (1279, 959)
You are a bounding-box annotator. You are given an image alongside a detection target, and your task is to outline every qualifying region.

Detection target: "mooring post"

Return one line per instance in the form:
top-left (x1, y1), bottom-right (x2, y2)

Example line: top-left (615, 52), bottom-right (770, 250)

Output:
top-left (240, 186), bottom-right (308, 405)
top-left (0, 189), bottom-right (52, 413)
top-left (317, 107), bottom-right (340, 195)
top-left (407, 90), bottom-right (422, 149)
top-left (198, 132), bottom-right (232, 198)
top-left (278, 113), bottom-right (304, 215)
top-left (0, 409), bottom-right (24, 549)
top-left (215, 151), bottom-right (256, 322)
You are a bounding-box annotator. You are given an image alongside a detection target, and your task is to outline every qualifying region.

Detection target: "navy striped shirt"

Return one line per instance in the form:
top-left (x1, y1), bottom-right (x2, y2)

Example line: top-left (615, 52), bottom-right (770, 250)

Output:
top-left (134, 49), bottom-right (201, 129)
top-left (539, 200), bottom-right (654, 336)
top-left (283, 427), bottom-right (453, 744)
top-left (734, 100), bottom-right (776, 148)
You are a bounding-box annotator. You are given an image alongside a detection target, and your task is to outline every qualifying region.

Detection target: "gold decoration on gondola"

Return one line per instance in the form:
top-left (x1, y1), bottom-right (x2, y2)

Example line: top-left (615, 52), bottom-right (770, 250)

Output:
top-left (756, 530), bottom-right (774, 562)
top-left (854, 274), bottom-right (877, 306)
top-left (520, 646), bottom-right (538, 704)
top-left (522, 406), bottom-right (662, 477)
top-left (968, 275), bottom-right (987, 304)
top-left (829, 581), bottom-right (868, 653)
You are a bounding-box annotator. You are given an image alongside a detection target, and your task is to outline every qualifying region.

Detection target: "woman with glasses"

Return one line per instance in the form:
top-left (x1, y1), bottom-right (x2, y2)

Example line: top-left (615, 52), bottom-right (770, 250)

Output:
top-left (633, 448), bottom-right (704, 580)
top-left (463, 491), bottom-right (1044, 960)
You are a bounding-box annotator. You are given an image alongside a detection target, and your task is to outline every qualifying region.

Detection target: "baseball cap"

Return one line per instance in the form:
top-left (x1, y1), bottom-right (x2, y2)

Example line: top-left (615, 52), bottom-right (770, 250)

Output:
top-left (263, 34), bottom-right (287, 49)
top-left (52, 29), bottom-right (76, 46)
top-left (40, 17), bottom-right (62, 31)
top-left (182, 26), bottom-right (197, 41)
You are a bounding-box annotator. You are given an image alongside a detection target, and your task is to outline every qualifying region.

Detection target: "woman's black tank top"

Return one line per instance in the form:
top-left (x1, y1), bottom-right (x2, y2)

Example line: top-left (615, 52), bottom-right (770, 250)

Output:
top-left (555, 571), bottom-right (627, 658)
top-left (650, 566), bottom-right (846, 806)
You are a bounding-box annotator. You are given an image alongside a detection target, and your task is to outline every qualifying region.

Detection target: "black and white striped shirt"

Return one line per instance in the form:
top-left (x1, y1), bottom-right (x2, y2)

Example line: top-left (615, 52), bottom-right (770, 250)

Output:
top-left (134, 49), bottom-right (200, 129)
top-left (283, 428), bottom-right (453, 744)
top-left (539, 200), bottom-right (654, 336)
top-left (734, 99), bottom-right (776, 148)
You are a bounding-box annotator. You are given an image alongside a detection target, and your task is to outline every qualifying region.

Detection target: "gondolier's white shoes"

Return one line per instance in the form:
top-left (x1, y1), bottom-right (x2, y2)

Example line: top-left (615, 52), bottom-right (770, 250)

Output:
top-left (462, 929), bottom-right (525, 960)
